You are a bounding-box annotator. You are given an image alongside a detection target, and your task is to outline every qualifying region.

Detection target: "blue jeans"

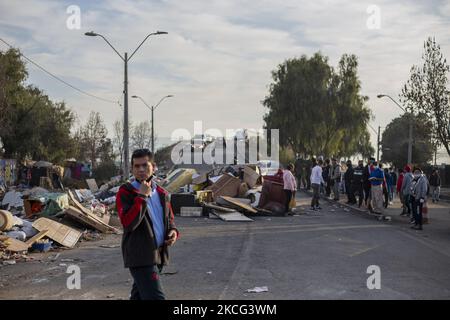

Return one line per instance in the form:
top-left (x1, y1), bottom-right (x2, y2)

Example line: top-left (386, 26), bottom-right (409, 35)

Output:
top-left (404, 194), bottom-right (412, 214)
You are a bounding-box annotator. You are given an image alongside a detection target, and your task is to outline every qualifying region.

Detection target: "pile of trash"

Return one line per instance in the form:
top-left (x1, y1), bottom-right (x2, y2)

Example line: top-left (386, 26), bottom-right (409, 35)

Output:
top-left (157, 164), bottom-right (290, 222)
top-left (0, 176), bottom-right (122, 265)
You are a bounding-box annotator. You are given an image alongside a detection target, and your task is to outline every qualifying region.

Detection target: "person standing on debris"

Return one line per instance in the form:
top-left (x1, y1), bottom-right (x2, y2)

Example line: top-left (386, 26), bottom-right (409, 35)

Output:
top-left (116, 149), bottom-right (179, 300)
top-left (330, 158), bottom-right (341, 201)
top-left (429, 169), bottom-right (441, 203)
top-left (310, 158), bottom-right (325, 211)
top-left (410, 167), bottom-right (428, 230)
top-left (283, 163), bottom-right (297, 214)
top-left (369, 161), bottom-right (385, 214)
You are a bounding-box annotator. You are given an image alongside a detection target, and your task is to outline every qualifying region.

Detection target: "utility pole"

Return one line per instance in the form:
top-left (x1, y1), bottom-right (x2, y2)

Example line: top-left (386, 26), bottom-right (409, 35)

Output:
top-left (85, 30), bottom-right (167, 180)
top-left (377, 126), bottom-right (381, 162)
top-left (123, 52), bottom-right (129, 180)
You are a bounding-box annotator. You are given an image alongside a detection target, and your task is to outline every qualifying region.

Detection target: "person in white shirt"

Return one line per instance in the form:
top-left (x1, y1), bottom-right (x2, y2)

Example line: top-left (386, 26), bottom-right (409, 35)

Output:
top-left (310, 158), bottom-right (325, 211)
top-left (283, 163), bottom-right (297, 214)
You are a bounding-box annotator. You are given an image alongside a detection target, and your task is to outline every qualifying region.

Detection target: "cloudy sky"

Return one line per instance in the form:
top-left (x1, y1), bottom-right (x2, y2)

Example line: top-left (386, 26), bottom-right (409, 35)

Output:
top-left (1, 0), bottom-right (449, 162)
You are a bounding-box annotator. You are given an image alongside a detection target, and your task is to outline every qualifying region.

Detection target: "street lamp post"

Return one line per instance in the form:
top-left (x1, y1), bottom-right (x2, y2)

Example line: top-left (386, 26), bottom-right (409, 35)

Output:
top-left (377, 94), bottom-right (413, 164)
top-left (132, 95), bottom-right (173, 153)
top-left (85, 31), bottom-right (168, 180)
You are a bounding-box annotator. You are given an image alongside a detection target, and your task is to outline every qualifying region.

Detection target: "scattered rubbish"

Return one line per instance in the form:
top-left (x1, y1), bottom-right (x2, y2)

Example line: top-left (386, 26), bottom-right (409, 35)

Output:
top-left (32, 217), bottom-right (82, 248)
top-left (85, 179), bottom-right (99, 193)
top-left (5, 230), bottom-right (27, 241)
top-left (106, 294), bottom-right (115, 299)
top-left (218, 196), bottom-right (258, 214)
top-left (48, 253), bottom-right (61, 261)
top-left (99, 244), bottom-right (120, 248)
top-left (205, 174), bottom-right (241, 201)
top-left (31, 240), bottom-right (53, 252)
top-left (246, 286), bottom-right (269, 293)
top-left (60, 258), bottom-right (74, 262)
top-left (210, 210), bottom-right (254, 222)
top-left (206, 271), bottom-right (212, 275)
top-left (2, 260), bottom-right (16, 265)
top-left (0, 210), bottom-right (14, 231)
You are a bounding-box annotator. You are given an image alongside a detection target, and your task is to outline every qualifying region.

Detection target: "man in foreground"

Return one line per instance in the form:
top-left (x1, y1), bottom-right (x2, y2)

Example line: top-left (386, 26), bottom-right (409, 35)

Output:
top-left (116, 149), bottom-right (179, 300)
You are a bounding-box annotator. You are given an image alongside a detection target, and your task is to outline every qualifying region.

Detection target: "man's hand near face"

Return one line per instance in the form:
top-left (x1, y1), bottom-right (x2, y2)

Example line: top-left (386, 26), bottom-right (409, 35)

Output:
top-left (139, 180), bottom-right (152, 197)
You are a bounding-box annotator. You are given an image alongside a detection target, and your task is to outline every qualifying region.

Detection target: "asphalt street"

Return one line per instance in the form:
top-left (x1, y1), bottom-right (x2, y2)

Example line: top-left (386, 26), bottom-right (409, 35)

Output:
top-left (1, 192), bottom-right (449, 300)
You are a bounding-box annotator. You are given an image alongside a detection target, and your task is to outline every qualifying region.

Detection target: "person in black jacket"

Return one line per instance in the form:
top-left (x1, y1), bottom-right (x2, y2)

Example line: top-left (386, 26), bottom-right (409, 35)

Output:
top-left (344, 160), bottom-right (356, 204)
top-left (116, 149), bottom-right (179, 300)
top-left (323, 159), bottom-right (331, 197)
top-left (429, 169), bottom-right (441, 203)
top-left (352, 160), bottom-right (365, 207)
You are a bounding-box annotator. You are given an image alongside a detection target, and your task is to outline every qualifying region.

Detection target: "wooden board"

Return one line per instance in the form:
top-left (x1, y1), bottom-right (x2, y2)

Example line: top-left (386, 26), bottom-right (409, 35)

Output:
top-left (25, 230), bottom-right (49, 247)
top-left (32, 217), bottom-right (82, 248)
top-left (0, 210), bottom-right (14, 231)
top-left (1, 236), bottom-right (29, 252)
top-left (65, 206), bottom-right (110, 233)
top-left (210, 210), bottom-right (254, 222)
top-left (244, 166), bottom-right (260, 188)
top-left (205, 174), bottom-right (241, 201)
top-left (219, 196), bottom-right (258, 214)
top-left (86, 179), bottom-right (99, 192)
top-left (202, 202), bottom-right (237, 213)
top-left (67, 190), bottom-right (119, 234)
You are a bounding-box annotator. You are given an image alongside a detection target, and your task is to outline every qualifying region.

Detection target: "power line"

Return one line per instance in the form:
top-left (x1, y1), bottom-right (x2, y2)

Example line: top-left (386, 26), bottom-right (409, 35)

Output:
top-left (0, 37), bottom-right (120, 105)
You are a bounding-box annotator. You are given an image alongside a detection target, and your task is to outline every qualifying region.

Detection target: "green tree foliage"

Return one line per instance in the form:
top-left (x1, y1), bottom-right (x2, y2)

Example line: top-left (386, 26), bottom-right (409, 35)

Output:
top-left (262, 52), bottom-right (373, 159)
top-left (381, 113), bottom-right (433, 168)
top-left (0, 49), bottom-right (77, 163)
top-left (401, 37), bottom-right (450, 156)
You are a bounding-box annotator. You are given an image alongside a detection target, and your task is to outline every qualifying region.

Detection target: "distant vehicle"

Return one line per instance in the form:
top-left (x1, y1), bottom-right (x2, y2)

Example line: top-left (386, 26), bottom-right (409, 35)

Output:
top-left (191, 134), bottom-right (206, 152)
top-left (257, 160), bottom-right (281, 176)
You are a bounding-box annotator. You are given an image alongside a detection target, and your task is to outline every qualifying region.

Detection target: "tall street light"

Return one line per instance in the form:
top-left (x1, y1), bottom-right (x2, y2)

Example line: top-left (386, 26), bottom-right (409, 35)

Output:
top-left (377, 94), bottom-right (413, 164)
top-left (85, 30), bottom-right (168, 180)
top-left (132, 94), bottom-right (174, 153)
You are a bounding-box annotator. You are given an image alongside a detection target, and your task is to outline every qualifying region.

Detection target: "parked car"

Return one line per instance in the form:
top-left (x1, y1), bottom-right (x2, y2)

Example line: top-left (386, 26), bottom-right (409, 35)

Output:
top-left (257, 160), bottom-right (281, 176)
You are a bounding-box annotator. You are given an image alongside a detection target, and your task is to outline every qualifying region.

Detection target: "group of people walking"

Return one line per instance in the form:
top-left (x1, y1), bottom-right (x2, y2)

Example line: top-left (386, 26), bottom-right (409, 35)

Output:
top-left (284, 156), bottom-right (443, 231)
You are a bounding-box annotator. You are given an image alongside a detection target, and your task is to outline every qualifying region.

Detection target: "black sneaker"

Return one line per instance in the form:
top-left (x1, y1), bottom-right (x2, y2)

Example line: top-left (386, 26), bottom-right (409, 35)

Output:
top-left (315, 206), bottom-right (322, 210)
top-left (309, 207), bottom-right (317, 211)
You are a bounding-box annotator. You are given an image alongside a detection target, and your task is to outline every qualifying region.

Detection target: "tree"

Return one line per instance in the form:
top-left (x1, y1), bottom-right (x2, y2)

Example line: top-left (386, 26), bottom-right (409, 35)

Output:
top-left (75, 111), bottom-right (109, 168)
top-left (131, 121), bottom-right (151, 150)
top-left (0, 49), bottom-right (27, 138)
top-left (112, 119), bottom-right (124, 168)
top-left (381, 113), bottom-right (433, 168)
top-left (262, 52), bottom-right (373, 159)
top-left (1, 86), bottom-right (77, 163)
top-left (401, 37), bottom-right (450, 156)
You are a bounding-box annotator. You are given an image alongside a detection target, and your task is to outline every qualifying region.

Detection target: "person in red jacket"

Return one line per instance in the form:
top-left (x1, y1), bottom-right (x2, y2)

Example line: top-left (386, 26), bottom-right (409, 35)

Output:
top-left (116, 149), bottom-right (179, 300)
top-left (396, 168), bottom-right (405, 214)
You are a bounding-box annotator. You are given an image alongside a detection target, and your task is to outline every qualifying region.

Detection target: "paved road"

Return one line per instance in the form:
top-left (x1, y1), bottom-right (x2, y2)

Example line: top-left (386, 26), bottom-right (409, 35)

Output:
top-left (1, 193), bottom-right (449, 300)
